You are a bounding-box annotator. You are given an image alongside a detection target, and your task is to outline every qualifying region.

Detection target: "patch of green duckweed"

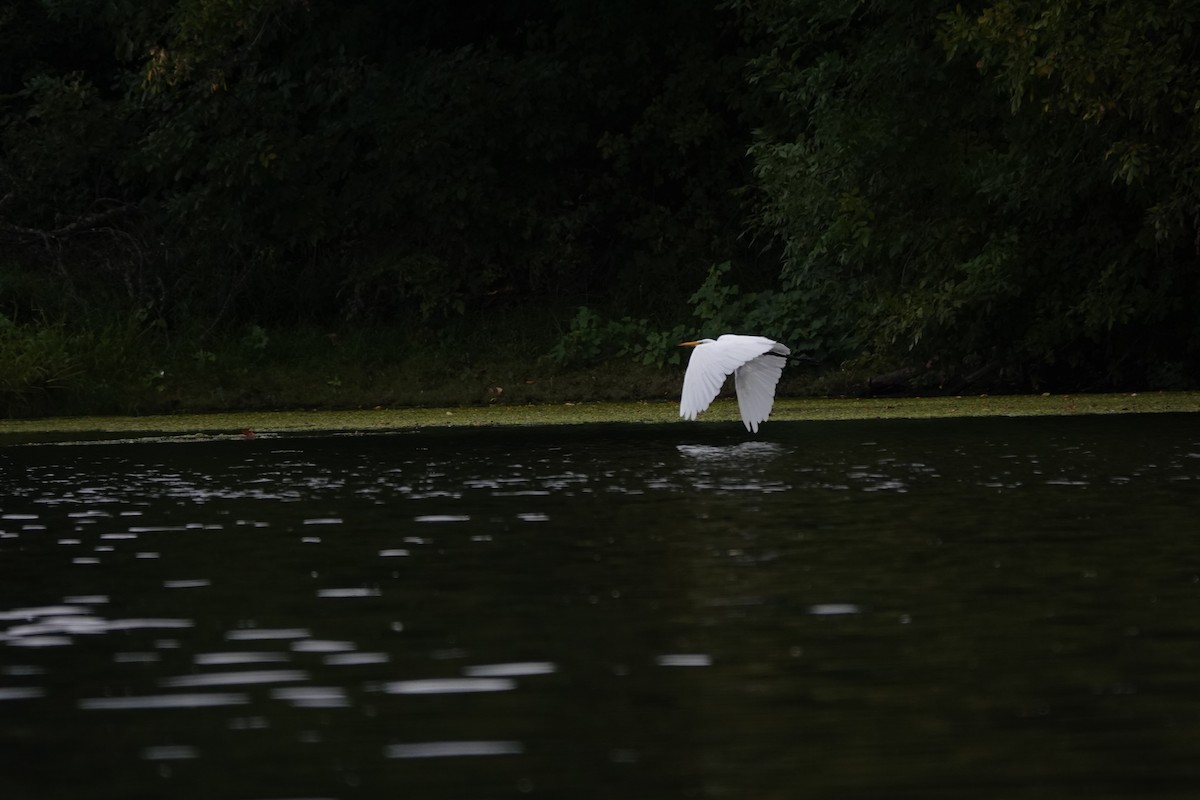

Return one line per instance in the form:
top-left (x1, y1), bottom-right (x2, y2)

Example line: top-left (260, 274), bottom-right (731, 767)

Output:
top-left (2, 392), bottom-right (1198, 445)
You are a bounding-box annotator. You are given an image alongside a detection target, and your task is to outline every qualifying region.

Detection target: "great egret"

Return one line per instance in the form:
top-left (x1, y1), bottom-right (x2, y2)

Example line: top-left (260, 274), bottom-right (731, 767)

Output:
top-left (678, 335), bottom-right (790, 433)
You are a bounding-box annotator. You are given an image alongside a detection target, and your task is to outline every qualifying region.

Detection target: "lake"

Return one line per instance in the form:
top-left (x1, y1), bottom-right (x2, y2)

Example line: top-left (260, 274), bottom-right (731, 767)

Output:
top-left (2, 414), bottom-right (1200, 799)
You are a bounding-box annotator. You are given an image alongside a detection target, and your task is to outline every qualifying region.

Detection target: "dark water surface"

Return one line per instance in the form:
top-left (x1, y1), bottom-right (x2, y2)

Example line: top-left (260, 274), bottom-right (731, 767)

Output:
top-left (3, 416), bottom-right (1200, 799)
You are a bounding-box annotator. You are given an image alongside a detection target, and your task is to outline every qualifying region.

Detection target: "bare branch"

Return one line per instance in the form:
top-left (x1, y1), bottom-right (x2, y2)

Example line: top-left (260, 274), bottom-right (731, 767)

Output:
top-left (0, 204), bottom-right (134, 243)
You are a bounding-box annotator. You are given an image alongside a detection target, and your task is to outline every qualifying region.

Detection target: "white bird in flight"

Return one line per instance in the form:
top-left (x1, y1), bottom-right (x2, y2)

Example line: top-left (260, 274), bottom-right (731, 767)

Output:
top-left (678, 334), bottom-right (791, 433)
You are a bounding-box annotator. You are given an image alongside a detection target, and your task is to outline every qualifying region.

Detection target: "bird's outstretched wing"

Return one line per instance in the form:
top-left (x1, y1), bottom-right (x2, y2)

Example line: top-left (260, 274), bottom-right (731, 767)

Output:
top-left (680, 335), bottom-right (785, 427)
top-left (734, 342), bottom-right (789, 433)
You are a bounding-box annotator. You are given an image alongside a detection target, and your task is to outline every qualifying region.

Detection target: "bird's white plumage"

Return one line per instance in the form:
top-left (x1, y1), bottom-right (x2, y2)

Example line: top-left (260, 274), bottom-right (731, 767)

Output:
top-left (679, 334), bottom-right (790, 433)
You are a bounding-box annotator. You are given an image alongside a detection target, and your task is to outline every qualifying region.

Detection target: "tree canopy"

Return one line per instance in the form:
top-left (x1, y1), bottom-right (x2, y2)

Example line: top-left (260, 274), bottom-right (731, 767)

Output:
top-left (2, 0), bottom-right (1199, 403)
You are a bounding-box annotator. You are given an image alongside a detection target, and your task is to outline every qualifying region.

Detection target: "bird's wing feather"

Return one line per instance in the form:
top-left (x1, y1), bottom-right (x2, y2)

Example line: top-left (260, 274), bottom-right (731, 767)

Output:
top-left (679, 344), bottom-right (729, 420)
top-left (680, 335), bottom-right (785, 422)
top-left (733, 343), bottom-right (789, 432)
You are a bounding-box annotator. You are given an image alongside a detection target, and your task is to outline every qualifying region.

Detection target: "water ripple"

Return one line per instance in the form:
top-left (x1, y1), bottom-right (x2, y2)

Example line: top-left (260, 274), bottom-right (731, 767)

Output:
top-left (141, 745), bottom-right (199, 761)
top-left (194, 652), bottom-right (290, 666)
top-left (655, 654), bottom-right (713, 667)
top-left (384, 740), bottom-right (523, 759)
top-left (808, 604), bottom-right (862, 616)
top-left (463, 662), bottom-right (557, 677)
top-left (271, 686), bottom-right (350, 708)
top-left (225, 628), bottom-right (311, 641)
top-left (162, 670), bottom-right (309, 688)
top-left (381, 678), bottom-right (516, 695)
top-left (81, 693), bottom-right (249, 710)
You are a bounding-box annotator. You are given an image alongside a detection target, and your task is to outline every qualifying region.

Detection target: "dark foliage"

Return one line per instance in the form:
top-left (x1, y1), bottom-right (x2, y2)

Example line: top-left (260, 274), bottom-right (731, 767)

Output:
top-left (1, 0), bottom-right (1197, 402)
top-left (1, 0), bottom-right (756, 330)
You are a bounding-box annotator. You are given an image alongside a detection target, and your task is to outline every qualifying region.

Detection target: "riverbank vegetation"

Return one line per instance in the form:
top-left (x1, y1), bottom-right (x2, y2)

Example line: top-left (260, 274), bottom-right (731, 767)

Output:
top-left (3, 0), bottom-right (1199, 417)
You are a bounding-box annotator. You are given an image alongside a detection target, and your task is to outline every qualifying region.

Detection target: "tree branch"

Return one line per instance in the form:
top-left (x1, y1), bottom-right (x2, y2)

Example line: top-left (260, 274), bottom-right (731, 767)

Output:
top-left (0, 203), bottom-right (134, 243)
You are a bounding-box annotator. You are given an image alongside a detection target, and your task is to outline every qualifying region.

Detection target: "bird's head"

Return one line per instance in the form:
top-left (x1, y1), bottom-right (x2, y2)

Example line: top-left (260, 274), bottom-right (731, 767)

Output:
top-left (678, 338), bottom-right (716, 348)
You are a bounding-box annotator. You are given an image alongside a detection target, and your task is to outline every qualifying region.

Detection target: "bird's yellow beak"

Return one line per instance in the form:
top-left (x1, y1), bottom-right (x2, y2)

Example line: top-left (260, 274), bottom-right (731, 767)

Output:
top-left (678, 341), bottom-right (701, 347)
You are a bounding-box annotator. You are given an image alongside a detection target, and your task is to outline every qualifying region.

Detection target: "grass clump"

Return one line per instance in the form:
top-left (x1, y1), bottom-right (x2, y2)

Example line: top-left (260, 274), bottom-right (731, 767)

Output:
top-left (0, 310), bottom-right (684, 419)
top-left (0, 316), bottom-right (80, 415)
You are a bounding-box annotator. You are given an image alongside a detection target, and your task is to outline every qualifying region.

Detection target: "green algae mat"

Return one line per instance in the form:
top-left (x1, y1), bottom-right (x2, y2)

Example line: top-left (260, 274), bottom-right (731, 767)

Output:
top-left (3, 393), bottom-right (1198, 444)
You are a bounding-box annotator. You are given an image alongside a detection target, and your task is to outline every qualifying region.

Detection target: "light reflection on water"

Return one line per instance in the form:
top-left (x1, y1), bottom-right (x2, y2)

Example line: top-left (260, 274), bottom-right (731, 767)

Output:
top-left (2, 416), bottom-right (1200, 799)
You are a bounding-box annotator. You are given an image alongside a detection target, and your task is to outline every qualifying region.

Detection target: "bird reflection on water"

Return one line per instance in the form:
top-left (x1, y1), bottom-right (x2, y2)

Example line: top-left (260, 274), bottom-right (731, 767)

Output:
top-left (672, 441), bottom-right (791, 494)
top-left (676, 441), bottom-right (785, 463)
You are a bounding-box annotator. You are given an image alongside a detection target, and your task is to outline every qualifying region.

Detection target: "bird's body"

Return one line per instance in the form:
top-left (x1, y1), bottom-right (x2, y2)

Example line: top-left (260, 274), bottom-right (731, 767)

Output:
top-left (679, 334), bottom-right (790, 433)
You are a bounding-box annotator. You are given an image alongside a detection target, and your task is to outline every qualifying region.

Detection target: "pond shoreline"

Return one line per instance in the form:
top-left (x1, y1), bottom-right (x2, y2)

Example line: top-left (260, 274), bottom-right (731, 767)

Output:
top-left (3, 392), bottom-right (1199, 443)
